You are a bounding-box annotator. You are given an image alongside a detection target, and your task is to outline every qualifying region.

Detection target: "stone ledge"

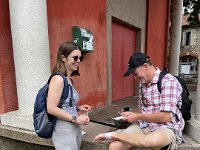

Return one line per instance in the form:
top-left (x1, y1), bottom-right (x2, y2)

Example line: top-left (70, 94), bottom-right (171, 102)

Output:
top-left (0, 123), bottom-right (110, 150)
top-left (1, 111), bottom-right (34, 130)
top-left (0, 123), bottom-right (52, 147)
top-left (184, 117), bottom-right (200, 144)
top-left (1, 122), bottom-right (200, 150)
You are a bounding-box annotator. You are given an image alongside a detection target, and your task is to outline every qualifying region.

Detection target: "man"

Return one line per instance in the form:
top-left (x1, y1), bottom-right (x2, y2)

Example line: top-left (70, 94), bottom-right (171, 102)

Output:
top-left (94, 52), bottom-right (184, 150)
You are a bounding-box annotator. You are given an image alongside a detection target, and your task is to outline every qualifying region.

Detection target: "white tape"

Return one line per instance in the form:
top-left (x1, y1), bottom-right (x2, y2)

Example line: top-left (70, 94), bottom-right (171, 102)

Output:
top-left (105, 132), bottom-right (113, 140)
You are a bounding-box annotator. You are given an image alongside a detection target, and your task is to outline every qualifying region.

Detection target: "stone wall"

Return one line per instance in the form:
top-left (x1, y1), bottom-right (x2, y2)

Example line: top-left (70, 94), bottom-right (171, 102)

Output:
top-left (181, 27), bottom-right (200, 53)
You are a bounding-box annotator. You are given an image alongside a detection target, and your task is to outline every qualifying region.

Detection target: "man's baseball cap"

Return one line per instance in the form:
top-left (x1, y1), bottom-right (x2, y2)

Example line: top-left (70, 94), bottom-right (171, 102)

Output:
top-left (123, 52), bottom-right (150, 77)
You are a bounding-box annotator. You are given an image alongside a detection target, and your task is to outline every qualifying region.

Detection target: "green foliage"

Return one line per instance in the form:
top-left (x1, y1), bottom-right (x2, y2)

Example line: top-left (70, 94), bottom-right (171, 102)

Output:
top-left (183, 0), bottom-right (200, 27)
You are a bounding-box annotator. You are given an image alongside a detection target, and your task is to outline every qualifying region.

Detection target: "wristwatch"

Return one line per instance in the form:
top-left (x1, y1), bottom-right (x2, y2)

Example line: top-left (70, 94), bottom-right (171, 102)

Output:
top-left (71, 115), bottom-right (77, 123)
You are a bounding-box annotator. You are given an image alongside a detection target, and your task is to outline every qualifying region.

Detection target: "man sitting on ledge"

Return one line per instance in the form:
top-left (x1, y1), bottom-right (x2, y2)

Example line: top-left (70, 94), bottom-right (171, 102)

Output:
top-left (94, 52), bottom-right (185, 150)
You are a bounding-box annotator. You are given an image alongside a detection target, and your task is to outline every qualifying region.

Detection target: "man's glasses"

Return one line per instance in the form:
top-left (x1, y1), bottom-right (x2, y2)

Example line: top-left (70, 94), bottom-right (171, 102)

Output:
top-left (72, 56), bottom-right (84, 62)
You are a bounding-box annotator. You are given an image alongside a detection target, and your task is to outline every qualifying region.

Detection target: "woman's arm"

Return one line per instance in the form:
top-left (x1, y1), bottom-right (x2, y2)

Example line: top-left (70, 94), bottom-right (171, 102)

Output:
top-left (47, 75), bottom-right (73, 121)
top-left (47, 75), bottom-right (90, 125)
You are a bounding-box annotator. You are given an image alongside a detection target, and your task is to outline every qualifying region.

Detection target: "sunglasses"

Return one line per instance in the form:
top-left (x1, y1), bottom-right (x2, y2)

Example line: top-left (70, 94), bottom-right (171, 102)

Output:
top-left (72, 56), bottom-right (84, 62)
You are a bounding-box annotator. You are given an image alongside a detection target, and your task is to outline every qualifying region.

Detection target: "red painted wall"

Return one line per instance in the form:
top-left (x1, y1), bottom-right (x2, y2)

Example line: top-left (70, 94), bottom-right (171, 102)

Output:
top-left (47, 0), bottom-right (107, 108)
top-left (146, 0), bottom-right (169, 68)
top-left (0, 0), bottom-right (18, 114)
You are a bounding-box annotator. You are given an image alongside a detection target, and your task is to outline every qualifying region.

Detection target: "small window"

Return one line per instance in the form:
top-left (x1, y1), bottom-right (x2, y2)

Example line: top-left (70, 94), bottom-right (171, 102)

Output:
top-left (189, 56), bottom-right (193, 62)
top-left (186, 32), bottom-right (191, 46)
top-left (181, 56), bottom-right (187, 62)
top-left (181, 31), bottom-right (192, 47)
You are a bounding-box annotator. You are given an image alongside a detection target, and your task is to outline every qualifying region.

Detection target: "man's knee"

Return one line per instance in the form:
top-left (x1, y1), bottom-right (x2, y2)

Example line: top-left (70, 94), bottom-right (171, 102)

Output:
top-left (142, 136), bottom-right (162, 147)
top-left (109, 141), bottom-right (122, 150)
top-left (140, 132), bottom-right (172, 148)
top-left (109, 141), bottom-right (130, 150)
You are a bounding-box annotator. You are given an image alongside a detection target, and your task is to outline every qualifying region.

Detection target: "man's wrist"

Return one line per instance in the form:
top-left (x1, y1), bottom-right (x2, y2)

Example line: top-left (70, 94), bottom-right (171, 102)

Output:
top-left (105, 132), bottom-right (112, 140)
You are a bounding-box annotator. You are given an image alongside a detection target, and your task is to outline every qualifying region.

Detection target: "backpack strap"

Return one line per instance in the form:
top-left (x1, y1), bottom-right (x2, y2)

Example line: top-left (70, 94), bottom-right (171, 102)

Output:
top-left (157, 70), bottom-right (168, 93)
top-left (175, 76), bottom-right (190, 96)
top-left (157, 70), bottom-right (179, 106)
top-left (69, 86), bottom-right (74, 107)
top-left (47, 72), bottom-right (69, 107)
top-left (157, 70), bottom-right (181, 122)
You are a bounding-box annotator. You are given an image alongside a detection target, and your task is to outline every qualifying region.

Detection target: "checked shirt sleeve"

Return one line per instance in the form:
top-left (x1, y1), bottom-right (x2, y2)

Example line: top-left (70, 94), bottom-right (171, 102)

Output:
top-left (159, 74), bottom-right (182, 114)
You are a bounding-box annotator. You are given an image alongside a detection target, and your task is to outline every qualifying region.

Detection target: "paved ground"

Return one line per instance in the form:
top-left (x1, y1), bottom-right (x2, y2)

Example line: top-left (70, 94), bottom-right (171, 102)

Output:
top-left (89, 96), bottom-right (139, 127)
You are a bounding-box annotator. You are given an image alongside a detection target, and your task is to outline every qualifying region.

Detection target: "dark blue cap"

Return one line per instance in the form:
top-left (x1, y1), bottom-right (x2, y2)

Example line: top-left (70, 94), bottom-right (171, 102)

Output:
top-left (123, 52), bottom-right (149, 77)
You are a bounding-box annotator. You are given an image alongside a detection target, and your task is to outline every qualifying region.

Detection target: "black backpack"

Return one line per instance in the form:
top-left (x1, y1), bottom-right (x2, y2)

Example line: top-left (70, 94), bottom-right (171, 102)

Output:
top-left (157, 70), bottom-right (192, 121)
top-left (33, 72), bottom-right (69, 138)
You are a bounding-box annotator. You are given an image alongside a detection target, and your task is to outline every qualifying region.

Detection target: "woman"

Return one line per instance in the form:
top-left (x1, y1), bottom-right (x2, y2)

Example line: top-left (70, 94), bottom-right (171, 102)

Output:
top-left (47, 41), bottom-right (91, 150)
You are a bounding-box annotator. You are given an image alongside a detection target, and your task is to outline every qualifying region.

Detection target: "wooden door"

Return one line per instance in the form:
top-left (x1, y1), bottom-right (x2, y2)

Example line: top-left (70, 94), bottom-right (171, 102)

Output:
top-left (112, 21), bottom-right (136, 101)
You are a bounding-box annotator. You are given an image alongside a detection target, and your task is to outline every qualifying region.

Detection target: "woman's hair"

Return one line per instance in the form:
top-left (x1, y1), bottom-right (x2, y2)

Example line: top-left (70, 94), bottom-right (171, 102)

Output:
top-left (53, 41), bottom-right (81, 76)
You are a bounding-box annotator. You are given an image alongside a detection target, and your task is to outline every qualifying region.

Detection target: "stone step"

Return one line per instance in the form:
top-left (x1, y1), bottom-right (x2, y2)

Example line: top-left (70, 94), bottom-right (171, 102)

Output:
top-left (1, 122), bottom-right (200, 150)
top-left (178, 133), bottom-right (200, 150)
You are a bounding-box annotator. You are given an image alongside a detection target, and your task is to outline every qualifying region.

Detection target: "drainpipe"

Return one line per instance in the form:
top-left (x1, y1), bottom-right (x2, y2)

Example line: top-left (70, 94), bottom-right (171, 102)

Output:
top-left (1, 0), bottom-right (50, 130)
top-left (168, 0), bottom-right (183, 76)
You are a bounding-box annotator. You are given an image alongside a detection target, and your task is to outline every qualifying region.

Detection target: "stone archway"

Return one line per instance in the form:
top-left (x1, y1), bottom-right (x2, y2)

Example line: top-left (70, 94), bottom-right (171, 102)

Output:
top-left (179, 49), bottom-right (199, 90)
top-left (180, 49), bottom-right (199, 58)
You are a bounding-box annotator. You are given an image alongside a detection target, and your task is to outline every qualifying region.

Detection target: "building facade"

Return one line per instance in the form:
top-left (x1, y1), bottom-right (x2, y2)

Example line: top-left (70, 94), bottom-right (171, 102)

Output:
top-left (180, 15), bottom-right (200, 83)
top-left (0, 0), bottom-right (169, 131)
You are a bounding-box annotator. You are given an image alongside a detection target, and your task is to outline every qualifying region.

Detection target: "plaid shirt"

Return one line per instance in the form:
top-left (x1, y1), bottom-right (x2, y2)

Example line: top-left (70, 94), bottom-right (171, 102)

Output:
top-left (139, 69), bottom-right (184, 141)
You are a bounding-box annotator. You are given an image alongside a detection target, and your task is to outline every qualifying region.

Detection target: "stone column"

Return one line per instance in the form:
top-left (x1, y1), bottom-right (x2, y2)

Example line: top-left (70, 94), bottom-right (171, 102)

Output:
top-left (168, 0), bottom-right (183, 76)
top-left (195, 57), bottom-right (200, 120)
top-left (1, 0), bottom-right (51, 130)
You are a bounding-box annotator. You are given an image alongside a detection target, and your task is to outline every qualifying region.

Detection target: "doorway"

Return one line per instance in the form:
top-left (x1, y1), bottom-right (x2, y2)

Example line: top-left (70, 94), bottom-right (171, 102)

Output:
top-left (112, 21), bottom-right (137, 102)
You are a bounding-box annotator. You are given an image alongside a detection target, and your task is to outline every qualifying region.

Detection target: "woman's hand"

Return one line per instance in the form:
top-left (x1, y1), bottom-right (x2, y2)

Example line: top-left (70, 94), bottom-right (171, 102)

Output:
top-left (75, 114), bottom-right (90, 126)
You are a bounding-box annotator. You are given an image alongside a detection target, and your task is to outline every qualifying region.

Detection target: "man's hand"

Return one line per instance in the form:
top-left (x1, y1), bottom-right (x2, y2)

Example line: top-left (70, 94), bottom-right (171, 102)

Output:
top-left (121, 112), bottom-right (140, 123)
top-left (94, 133), bottom-right (106, 142)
